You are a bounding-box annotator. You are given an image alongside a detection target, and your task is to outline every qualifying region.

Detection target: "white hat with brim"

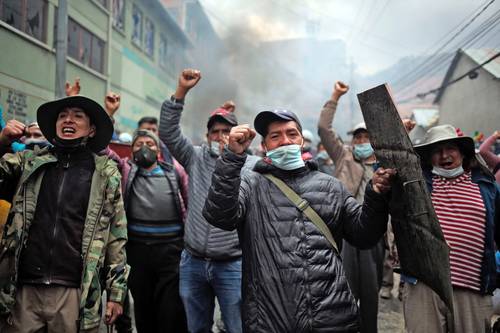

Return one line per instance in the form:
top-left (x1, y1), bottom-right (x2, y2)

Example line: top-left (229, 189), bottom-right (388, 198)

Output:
top-left (413, 124), bottom-right (475, 159)
top-left (347, 122), bottom-right (367, 135)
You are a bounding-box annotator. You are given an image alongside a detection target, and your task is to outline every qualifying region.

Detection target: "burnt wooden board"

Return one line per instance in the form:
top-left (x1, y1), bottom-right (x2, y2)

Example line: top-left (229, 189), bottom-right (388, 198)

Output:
top-left (357, 84), bottom-right (454, 315)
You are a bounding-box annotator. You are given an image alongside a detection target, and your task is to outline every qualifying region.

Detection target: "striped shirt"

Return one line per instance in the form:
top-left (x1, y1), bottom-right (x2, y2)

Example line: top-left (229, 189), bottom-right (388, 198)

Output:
top-left (431, 171), bottom-right (486, 291)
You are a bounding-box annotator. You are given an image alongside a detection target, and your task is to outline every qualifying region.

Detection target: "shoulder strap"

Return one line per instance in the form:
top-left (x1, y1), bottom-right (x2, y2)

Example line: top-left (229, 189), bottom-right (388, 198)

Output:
top-left (263, 173), bottom-right (339, 253)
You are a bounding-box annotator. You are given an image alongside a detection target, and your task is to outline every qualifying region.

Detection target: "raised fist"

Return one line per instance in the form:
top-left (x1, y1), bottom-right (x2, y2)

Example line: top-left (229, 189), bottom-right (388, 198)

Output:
top-left (65, 77), bottom-right (81, 97)
top-left (332, 81), bottom-right (349, 102)
top-left (173, 69), bottom-right (201, 100)
top-left (0, 119), bottom-right (26, 145)
top-left (221, 100), bottom-right (236, 113)
top-left (105, 92), bottom-right (121, 117)
top-left (402, 119), bottom-right (416, 133)
top-left (228, 125), bottom-right (256, 155)
top-left (179, 69), bottom-right (201, 90)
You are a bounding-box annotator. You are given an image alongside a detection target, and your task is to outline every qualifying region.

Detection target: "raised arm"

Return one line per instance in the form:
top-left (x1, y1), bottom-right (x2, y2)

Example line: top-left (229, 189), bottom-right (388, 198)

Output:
top-left (159, 69), bottom-right (201, 171)
top-left (479, 131), bottom-right (500, 173)
top-left (317, 82), bottom-right (350, 167)
top-left (203, 125), bottom-right (256, 231)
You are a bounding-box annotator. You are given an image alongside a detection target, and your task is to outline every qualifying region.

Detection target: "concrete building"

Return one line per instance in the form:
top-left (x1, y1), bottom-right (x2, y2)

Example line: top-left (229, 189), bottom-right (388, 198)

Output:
top-left (435, 48), bottom-right (500, 137)
top-left (162, 0), bottom-right (238, 143)
top-left (0, 0), bottom-right (192, 133)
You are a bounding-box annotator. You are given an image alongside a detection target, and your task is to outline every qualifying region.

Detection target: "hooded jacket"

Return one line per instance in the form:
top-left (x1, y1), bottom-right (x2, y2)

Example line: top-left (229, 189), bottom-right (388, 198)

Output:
top-left (159, 99), bottom-right (259, 260)
top-left (202, 150), bottom-right (390, 332)
top-left (0, 148), bottom-right (129, 330)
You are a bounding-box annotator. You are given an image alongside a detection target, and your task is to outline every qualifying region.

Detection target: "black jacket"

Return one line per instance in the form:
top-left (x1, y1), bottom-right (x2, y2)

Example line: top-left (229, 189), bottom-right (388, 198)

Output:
top-left (203, 150), bottom-right (389, 332)
top-left (18, 148), bottom-right (95, 287)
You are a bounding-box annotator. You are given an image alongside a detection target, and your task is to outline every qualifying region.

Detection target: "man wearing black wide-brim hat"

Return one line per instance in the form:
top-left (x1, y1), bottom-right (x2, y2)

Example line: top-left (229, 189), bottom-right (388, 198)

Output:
top-left (0, 95), bottom-right (129, 332)
top-left (402, 124), bottom-right (500, 333)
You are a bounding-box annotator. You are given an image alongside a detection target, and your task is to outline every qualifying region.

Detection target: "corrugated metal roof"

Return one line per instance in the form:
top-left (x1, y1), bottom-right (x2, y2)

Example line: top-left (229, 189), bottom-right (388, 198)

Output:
top-left (463, 48), bottom-right (500, 79)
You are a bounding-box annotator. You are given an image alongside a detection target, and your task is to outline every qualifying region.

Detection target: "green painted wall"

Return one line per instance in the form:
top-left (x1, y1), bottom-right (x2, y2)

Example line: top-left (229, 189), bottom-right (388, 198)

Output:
top-left (0, 0), bottom-right (187, 133)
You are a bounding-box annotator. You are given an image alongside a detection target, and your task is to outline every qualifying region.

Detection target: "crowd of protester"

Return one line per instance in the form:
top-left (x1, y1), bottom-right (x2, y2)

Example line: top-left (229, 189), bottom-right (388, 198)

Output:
top-left (0, 69), bottom-right (498, 333)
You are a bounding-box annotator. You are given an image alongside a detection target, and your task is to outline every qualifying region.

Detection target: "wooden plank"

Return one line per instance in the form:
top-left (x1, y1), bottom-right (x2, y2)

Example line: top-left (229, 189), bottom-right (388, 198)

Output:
top-left (357, 84), bottom-right (454, 316)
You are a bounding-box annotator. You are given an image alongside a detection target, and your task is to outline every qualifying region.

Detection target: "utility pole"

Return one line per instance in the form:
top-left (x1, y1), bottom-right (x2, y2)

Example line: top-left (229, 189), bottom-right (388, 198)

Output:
top-left (55, 0), bottom-right (68, 98)
top-left (348, 57), bottom-right (356, 130)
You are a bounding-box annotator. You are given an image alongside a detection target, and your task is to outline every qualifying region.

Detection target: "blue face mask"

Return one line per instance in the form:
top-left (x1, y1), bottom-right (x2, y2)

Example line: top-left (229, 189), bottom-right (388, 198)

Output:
top-left (266, 144), bottom-right (305, 170)
top-left (353, 143), bottom-right (374, 160)
top-left (316, 150), bottom-right (329, 160)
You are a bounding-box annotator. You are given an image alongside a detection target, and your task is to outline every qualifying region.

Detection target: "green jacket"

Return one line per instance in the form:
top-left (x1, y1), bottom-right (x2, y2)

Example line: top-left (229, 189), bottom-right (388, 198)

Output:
top-left (0, 148), bottom-right (129, 330)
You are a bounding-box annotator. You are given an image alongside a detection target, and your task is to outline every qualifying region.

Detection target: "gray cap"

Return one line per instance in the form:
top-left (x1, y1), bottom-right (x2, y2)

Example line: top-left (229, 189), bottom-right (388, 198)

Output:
top-left (132, 129), bottom-right (160, 147)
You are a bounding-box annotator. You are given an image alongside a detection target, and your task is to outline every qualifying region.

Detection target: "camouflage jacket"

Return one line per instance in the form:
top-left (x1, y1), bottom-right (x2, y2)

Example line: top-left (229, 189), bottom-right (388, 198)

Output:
top-left (0, 148), bottom-right (129, 330)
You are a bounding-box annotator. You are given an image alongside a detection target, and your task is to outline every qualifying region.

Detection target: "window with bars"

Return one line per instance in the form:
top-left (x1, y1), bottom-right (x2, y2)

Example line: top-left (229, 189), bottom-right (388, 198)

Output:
top-left (0, 0), bottom-right (47, 42)
top-left (67, 18), bottom-right (105, 73)
top-left (131, 4), bottom-right (142, 47)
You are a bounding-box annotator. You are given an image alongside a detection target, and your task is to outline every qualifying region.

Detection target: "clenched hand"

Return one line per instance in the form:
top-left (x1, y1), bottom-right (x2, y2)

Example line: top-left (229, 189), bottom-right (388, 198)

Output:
top-left (228, 125), bottom-right (256, 155)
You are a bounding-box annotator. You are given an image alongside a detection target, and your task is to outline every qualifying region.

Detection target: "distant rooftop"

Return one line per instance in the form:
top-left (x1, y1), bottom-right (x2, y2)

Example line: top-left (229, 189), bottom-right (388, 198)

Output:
top-left (434, 48), bottom-right (500, 103)
top-left (463, 48), bottom-right (500, 79)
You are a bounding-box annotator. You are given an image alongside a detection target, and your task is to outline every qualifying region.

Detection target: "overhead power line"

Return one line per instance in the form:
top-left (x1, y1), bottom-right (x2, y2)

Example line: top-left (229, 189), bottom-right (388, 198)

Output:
top-left (397, 51), bottom-right (500, 103)
top-left (394, 7), bottom-right (500, 98)
top-left (391, 0), bottom-right (497, 88)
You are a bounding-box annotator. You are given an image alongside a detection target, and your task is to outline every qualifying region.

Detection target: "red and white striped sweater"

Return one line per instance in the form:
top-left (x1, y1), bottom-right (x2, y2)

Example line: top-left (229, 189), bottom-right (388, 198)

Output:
top-left (431, 171), bottom-right (486, 291)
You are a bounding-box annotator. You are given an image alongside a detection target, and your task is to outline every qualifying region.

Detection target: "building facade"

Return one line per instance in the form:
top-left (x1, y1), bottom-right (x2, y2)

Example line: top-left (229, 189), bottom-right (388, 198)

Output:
top-left (0, 0), bottom-right (191, 133)
top-left (435, 48), bottom-right (500, 137)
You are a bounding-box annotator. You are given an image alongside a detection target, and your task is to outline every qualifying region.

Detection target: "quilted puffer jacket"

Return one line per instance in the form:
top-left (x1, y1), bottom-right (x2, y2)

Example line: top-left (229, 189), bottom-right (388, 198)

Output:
top-left (203, 150), bottom-right (390, 332)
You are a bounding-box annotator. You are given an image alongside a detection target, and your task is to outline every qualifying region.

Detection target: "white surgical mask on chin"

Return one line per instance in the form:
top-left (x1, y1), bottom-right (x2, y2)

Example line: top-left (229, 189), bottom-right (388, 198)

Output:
top-left (432, 165), bottom-right (464, 178)
top-left (209, 140), bottom-right (221, 156)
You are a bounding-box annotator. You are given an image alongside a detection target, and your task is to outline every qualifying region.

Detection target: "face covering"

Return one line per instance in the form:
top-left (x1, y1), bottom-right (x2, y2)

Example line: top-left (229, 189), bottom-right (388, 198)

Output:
top-left (209, 140), bottom-right (222, 156)
top-left (53, 136), bottom-right (89, 151)
top-left (432, 165), bottom-right (464, 178)
top-left (266, 144), bottom-right (305, 170)
top-left (302, 142), bottom-right (312, 153)
top-left (133, 145), bottom-right (158, 168)
top-left (353, 143), bottom-right (374, 160)
top-left (316, 151), bottom-right (329, 160)
top-left (24, 138), bottom-right (51, 150)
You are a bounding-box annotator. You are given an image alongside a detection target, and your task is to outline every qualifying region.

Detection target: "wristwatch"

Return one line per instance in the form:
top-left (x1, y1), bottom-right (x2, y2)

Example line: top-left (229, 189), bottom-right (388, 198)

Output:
top-left (170, 95), bottom-right (185, 105)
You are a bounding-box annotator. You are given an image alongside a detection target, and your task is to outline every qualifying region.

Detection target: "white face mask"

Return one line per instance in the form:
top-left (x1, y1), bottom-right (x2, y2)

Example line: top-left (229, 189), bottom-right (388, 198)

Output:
top-left (209, 140), bottom-right (222, 156)
top-left (432, 165), bottom-right (464, 178)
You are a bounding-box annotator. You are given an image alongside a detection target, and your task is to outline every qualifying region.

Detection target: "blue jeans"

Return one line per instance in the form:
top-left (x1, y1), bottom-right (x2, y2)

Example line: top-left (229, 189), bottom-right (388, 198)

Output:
top-left (179, 250), bottom-right (242, 333)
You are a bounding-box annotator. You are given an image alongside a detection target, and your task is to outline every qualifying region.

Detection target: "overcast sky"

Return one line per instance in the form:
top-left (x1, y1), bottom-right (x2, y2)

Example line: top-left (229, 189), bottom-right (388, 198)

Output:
top-left (199, 0), bottom-right (500, 75)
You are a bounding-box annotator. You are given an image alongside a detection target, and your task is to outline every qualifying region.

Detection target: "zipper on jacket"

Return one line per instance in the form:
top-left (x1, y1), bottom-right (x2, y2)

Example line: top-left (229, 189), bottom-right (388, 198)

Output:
top-left (80, 181), bottom-right (108, 285)
top-left (298, 209), bottom-right (314, 330)
top-left (46, 160), bottom-right (69, 284)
